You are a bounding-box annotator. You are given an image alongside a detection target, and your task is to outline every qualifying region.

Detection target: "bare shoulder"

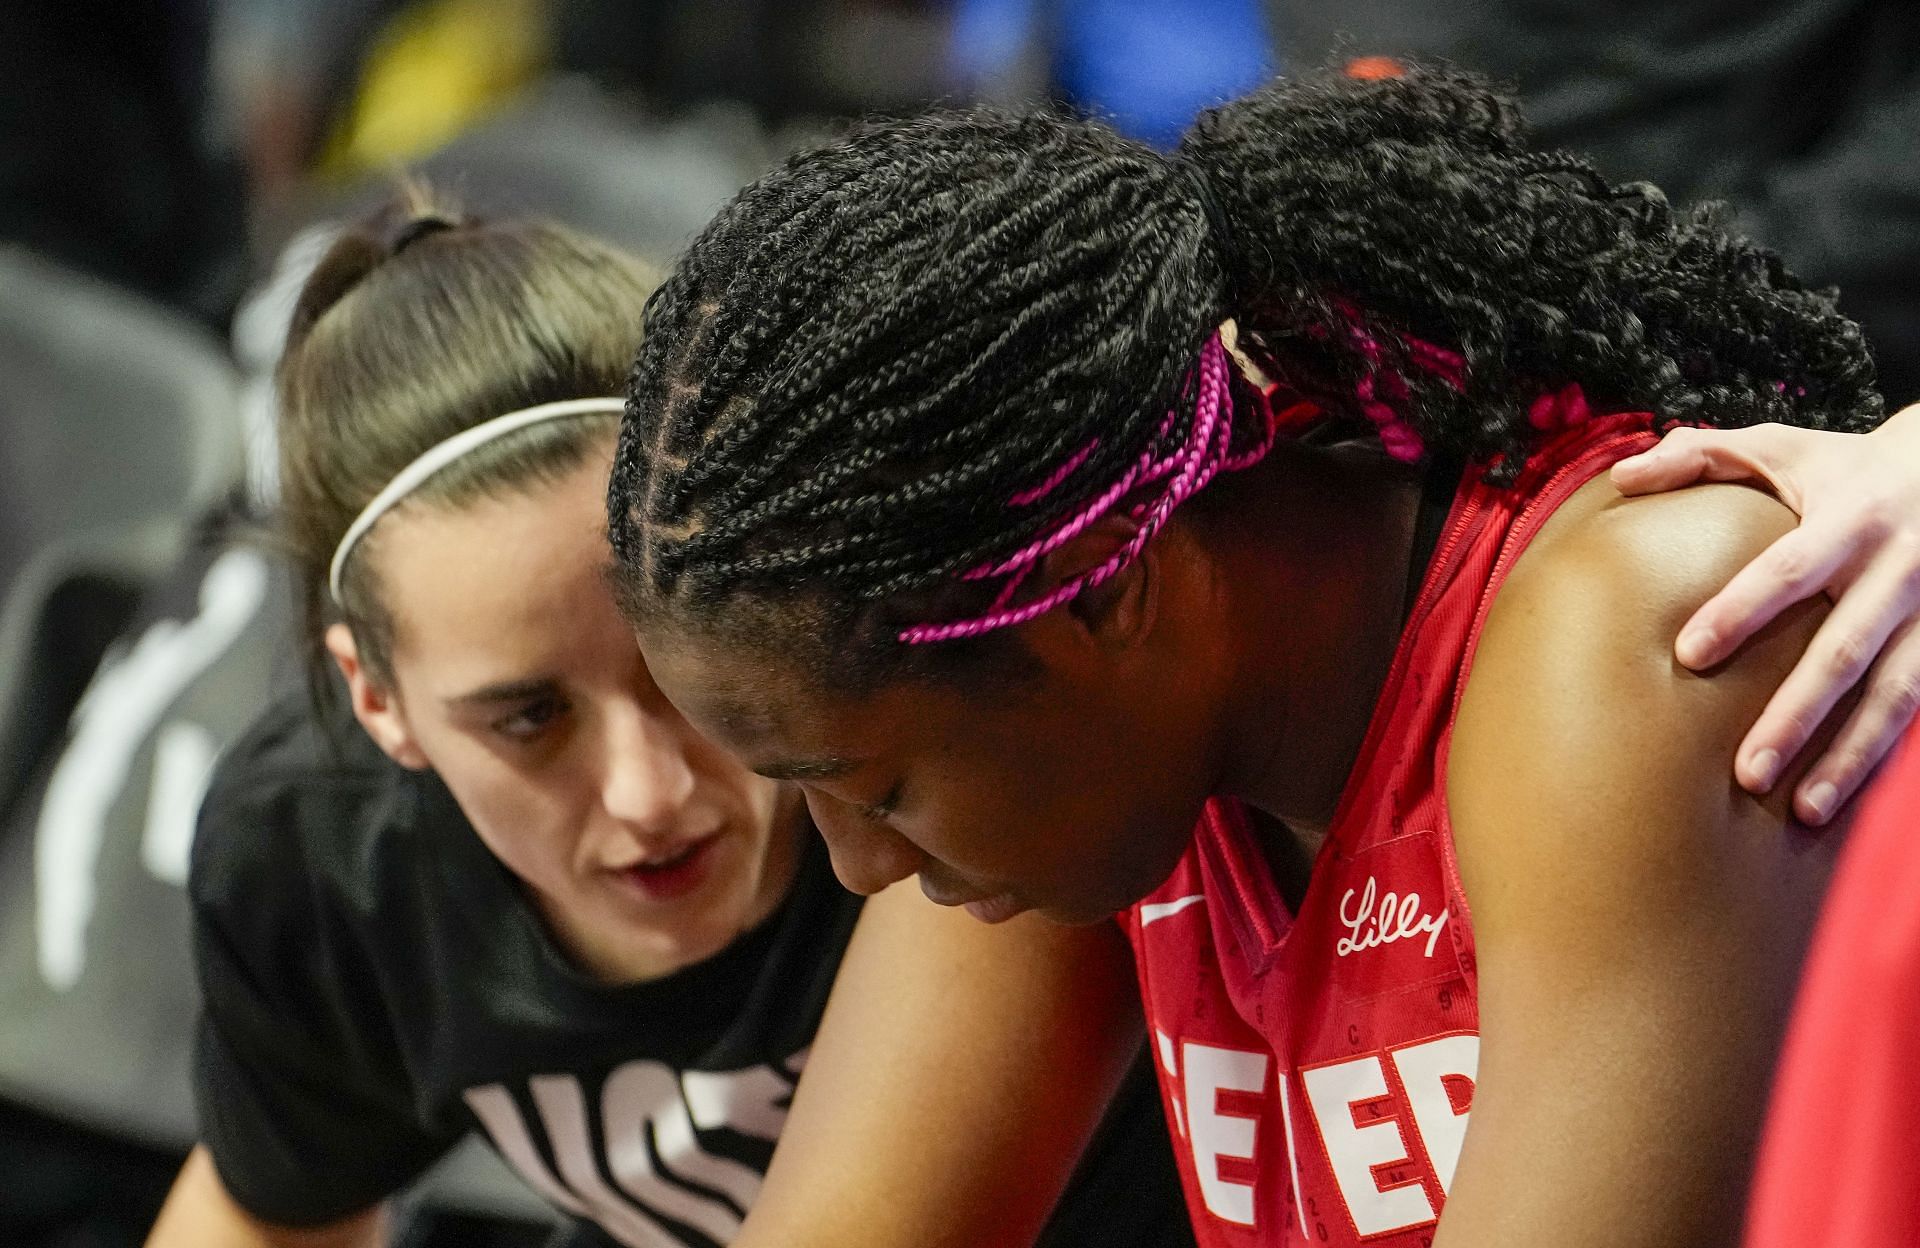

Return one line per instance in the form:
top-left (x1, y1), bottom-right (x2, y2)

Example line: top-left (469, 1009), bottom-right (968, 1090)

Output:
top-left (1457, 474), bottom-right (1814, 777)
top-left (1448, 473), bottom-right (1842, 941)
top-left (1428, 483), bottom-right (1859, 1248)
top-left (1495, 474), bottom-right (1801, 670)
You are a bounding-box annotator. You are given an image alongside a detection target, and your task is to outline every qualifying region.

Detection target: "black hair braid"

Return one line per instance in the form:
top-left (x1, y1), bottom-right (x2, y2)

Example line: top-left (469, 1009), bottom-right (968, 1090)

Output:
top-left (613, 105), bottom-right (1227, 616)
top-left (611, 65), bottom-right (1881, 652)
top-left (1175, 68), bottom-right (1878, 472)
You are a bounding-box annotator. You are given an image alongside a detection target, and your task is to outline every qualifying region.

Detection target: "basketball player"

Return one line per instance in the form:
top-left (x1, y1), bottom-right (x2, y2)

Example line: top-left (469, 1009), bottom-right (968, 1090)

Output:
top-left (606, 68), bottom-right (1920, 1247)
top-left (144, 196), bottom-right (1191, 1248)
top-left (1744, 728), bottom-right (1920, 1248)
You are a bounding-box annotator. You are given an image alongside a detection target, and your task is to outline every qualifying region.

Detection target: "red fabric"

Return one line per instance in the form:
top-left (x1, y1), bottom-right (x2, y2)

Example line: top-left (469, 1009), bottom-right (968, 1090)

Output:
top-left (1125, 414), bottom-right (1660, 1246)
top-left (1746, 731), bottom-right (1920, 1248)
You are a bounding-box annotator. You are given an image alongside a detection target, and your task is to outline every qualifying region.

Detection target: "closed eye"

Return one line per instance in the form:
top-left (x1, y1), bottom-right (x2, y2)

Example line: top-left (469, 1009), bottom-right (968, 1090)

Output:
top-left (859, 780), bottom-right (905, 822)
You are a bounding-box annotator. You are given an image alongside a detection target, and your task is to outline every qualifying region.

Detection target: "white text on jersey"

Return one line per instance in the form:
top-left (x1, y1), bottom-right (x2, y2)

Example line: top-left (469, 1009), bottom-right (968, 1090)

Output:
top-left (1335, 875), bottom-right (1450, 960)
top-left (1158, 1029), bottom-right (1478, 1238)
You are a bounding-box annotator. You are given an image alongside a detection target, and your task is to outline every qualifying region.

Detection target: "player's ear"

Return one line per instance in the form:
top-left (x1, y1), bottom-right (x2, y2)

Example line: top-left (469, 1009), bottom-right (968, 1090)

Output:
top-left (1038, 513), bottom-right (1158, 653)
top-left (325, 623), bottom-right (429, 769)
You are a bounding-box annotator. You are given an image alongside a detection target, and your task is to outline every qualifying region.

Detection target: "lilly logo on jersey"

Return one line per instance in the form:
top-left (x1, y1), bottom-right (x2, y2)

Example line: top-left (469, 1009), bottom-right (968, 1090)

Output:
top-left (1157, 1029), bottom-right (1478, 1240)
top-left (1335, 874), bottom-right (1450, 960)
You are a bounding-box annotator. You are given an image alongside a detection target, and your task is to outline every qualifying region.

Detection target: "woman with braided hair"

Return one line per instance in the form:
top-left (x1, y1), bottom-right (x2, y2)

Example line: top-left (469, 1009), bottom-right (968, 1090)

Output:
top-left (145, 192), bottom-right (1195, 1248)
top-left (609, 67), bottom-right (1920, 1247)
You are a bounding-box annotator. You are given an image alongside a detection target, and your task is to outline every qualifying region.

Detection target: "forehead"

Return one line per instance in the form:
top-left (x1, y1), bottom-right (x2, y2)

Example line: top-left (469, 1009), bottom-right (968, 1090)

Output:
top-left (368, 452), bottom-right (630, 686)
top-left (640, 617), bottom-right (1033, 774)
top-left (634, 612), bottom-right (895, 760)
top-left (637, 622), bottom-right (825, 743)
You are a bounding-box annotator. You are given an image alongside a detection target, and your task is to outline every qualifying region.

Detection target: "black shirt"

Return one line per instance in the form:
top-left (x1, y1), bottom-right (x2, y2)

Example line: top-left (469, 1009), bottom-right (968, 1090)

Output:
top-left (190, 692), bottom-right (1193, 1246)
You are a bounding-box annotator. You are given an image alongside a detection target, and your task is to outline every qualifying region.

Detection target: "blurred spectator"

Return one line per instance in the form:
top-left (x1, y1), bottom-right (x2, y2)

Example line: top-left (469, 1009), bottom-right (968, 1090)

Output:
top-left (218, 0), bottom-right (543, 204)
top-left (0, 0), bottom-right (246, 324)
top-left (953, 0), bottom-right (1275, 147)
top-left (1267, 0), bottom-right (1920, 401)
top-left (312, 0), bottom-right (549, 181)
top-left (558, 0), bottom-right (953, 126)
top-left (221, 0), bottom-right (954, 213)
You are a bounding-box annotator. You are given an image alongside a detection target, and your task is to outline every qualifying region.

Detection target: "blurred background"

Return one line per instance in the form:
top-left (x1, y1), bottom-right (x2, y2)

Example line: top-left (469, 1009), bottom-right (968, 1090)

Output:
top-left (0, 0), bottom-right (1913, 1244)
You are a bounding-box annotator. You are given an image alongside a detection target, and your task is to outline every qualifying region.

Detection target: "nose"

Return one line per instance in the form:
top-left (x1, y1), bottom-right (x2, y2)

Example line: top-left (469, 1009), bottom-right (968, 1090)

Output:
top-left (599, 704), bottom-right (700, 835)
top-left (804, 791), bottom-right (926, 896)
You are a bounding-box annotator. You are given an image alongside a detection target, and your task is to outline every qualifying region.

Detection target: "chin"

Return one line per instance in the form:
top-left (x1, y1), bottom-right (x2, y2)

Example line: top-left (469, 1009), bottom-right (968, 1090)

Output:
top-left (648, 924), bottom-right (734, 970)
top-left (1034, 879), bottom-right (1145, 926)
top-left (1037, 902), bottom-right (1127, 926)
top-left (586, 877), bottom-right (759, 982)
top-left (599, 914), bottom-right (736, 983)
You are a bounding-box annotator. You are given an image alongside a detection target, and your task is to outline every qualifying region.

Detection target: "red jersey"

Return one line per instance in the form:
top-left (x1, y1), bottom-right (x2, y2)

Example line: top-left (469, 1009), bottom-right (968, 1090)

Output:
top-left (1745, 727), bottom-right (1920, 1248)
top-left (1125, 412), bottom-right (1659, 1247)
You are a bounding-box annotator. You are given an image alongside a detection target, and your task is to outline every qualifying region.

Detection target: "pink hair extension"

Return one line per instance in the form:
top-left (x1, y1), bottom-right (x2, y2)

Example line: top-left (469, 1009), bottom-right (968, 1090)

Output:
top-left (1251, 298), bottom-right (1463, 460)
top-left (1323, 298), bottom-right (1469, 463)
top-left (1527, 381), bottom-right (1592, 431)
top-left (1222, 383), bottom-right (1282, 473)
top-left (894, 313), bottom-right (1496, 645)
top-left (959, 408), bottom-right (1180, 583)
top-left (1008, 437), bottom-right (1101, 507)
top-left (1356, 370), bottom-right (1426, 463)
top-left (901, 332), bottom-right (1270, 644)
top-left (1344, 319), bottom-right (1471, 464)
top-left (986, 559), bottom-right (1037, 612)
top-left (1404, 336), bottom-right (1466, 388)
top-left (1269, 395), bottom-right (1325, 439)
top-left (1327, 297), bottom-right (1465, 380)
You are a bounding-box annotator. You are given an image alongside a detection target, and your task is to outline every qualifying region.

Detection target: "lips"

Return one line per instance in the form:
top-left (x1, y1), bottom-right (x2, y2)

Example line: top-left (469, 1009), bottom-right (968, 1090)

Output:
top-left (961, 895), bottom-right (1030, 924)
top-left (617, 839), bottom-right (702, 870)
top-left (609, 835), bottom-right (721, 902)
top-left (919, 876), bottom-right (1029, 924)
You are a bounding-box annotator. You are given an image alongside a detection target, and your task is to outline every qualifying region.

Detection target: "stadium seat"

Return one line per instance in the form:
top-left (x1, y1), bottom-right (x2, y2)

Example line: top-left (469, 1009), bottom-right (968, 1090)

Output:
top-left (0, 248), bottom-right (242, 819)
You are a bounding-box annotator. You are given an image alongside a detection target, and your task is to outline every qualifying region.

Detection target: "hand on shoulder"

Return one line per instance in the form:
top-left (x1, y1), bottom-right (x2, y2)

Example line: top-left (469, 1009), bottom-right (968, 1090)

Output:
top-left (1611, 403), bottom-right (1920, 821)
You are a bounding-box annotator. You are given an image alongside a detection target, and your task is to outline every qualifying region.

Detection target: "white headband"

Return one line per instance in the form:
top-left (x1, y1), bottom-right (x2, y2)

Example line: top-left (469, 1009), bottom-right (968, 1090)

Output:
top-left (328, 397), bottom-right (625, 603)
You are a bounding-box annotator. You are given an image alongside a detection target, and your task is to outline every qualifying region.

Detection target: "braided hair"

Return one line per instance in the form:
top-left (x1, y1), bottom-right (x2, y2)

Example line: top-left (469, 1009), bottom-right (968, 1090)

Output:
top-left (609, 66), bottom-right (1880, 677)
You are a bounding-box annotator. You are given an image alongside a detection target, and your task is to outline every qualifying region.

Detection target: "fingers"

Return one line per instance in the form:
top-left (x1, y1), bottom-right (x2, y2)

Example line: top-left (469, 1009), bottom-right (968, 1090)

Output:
top-left (1678, 523), bottom-right (1851, 669)
top-left (1632, 411), bottom-right (1920, 821)
top-left (1610, 424), bottom-right (1800, 499)
top-left (1788, 618), bottom-right (1920, 825)
top-left (1731, 543), bottom-right (1920, 800)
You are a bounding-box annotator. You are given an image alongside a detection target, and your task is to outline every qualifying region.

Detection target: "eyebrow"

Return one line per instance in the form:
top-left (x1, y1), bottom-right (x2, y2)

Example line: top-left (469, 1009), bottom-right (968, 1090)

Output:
top-left (445, 677), bottom-right (557, 707)
top-left (754, 757), bottom-right (863, 782)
